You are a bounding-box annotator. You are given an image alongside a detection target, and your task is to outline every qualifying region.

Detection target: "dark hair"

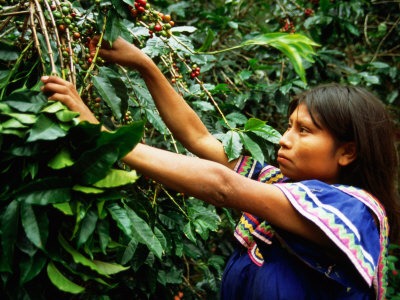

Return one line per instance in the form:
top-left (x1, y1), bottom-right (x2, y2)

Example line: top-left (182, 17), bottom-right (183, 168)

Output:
top-left (288, 83), bottom-right (400, 243)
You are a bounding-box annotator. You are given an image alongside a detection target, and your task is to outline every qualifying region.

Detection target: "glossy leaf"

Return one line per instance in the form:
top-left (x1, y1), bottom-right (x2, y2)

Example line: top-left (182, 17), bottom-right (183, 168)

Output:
top-left (1, 118), bottom-right (28, 129)
top-left (72, 185), bottom-right (104, 194)
top-left (58, 234), bottom-right (128, 276)
top-left (107, 203), bottom-right (133, 237)
top-left (183, 222), bottom-right (196, 243)
top-left (20, 203), bottom-right (49, 250)
top-left (93, 67), bottom-right (128, 120)
top-left (47, 262), bottom-right (85, 294)
top-left (93, 169), bottom-right (139, 188)
top-left (47, 148), bottom-right (75, 170)
top-left (0, 200), bottom-right (19, 272)
top-left (92, 260), bottom-right (130, 276)
top-left (2, 112), bottom-right (37, 125)
top-left (77, 209), bottom-right (98, 248)
top-left (126, 206), bottom-right (164, 259)
top-left (14, 177), bottom-right (72, 205)
top-left (4, 90), bottom-right (47, 113)
top-left (245, 118), bottom-right (282, 144)
top-left (97, 120), bottom-right (145, 159)
top-left (27, 114), bottom-right (67, 142)
top-left (217, 131), bottom-right (242, 161)
top-left (239, 132), bottom-right (264, 163)
top-left (19, 253), bottom-right (47, 285)
top-left (209, 32), bottom-right (319, 82)
top-left (72, 121), bottom-right (144, 185)
top-left (0, 41), bottom-right (19, 61)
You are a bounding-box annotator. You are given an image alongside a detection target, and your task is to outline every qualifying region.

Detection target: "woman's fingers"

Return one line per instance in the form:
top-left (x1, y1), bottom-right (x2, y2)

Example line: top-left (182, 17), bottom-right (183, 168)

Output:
top-left (40, 76), bottom-right (98, 123)
top-left (41, 76), bottom-right (78, 104)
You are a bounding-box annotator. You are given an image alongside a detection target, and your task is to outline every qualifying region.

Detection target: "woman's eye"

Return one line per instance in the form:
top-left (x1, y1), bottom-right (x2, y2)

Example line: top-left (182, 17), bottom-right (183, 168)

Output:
top-left (299, 127), bottom-right (309, 133)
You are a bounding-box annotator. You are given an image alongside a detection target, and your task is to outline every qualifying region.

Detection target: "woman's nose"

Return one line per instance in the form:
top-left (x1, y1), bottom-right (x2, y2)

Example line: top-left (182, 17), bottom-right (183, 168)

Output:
top-left (279, 130), bottom-right (292, 148)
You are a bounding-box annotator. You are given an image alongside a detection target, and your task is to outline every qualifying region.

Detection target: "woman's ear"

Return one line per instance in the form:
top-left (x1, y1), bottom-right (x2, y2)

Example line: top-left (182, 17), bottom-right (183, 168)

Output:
top-left (338, 142), bottom-right (357, 166)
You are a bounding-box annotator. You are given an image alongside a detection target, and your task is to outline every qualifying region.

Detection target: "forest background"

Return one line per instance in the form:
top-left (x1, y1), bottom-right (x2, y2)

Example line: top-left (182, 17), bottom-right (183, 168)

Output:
top-left (0, 0), bottom-right (399, 299)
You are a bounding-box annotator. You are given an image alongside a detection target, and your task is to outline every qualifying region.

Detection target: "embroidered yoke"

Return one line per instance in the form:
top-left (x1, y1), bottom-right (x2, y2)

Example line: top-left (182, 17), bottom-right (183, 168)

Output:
top-left (223, 156), bottom-right (389, 299)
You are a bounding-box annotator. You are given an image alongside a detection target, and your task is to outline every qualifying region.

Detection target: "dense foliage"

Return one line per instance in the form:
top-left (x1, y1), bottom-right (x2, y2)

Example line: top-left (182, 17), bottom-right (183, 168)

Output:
top-left (0, 0), bottom-right (399, 299)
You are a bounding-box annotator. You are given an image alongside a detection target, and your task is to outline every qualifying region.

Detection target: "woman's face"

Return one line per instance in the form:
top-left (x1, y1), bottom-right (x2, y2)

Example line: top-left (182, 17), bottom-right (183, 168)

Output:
top-left (277, 103), bottom-right (343, 183)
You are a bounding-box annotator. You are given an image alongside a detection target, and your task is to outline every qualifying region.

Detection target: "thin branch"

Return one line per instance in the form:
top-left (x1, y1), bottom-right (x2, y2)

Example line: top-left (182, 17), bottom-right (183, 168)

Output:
top-left (33, 0), bottom-right (57, 75)
top-left (364, 14), bottom-right (371, 47)
top-left (371, 16), bottom-right (400, 62)
top-left (28, 2), bottom-right (45, 73)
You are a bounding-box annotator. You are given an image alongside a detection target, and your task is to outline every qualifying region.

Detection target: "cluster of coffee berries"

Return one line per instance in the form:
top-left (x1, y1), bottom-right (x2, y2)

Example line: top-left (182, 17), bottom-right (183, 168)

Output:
top-left (170, 62), bottom-right (183, 84)
top-left (280, 18), bottom-right (295, 33)
top-left (304, 8), bottom-right (314, 17)
top-left (190, 64), bottom-right (201, 80)
top-left (128, 0), bottom-right (175, 38)
top-left (130, 0), bottom-right (149, 15)
top-left (49, 2), bottom-right (79, 37)
top-left (169, 57), bottom-right (203, 84)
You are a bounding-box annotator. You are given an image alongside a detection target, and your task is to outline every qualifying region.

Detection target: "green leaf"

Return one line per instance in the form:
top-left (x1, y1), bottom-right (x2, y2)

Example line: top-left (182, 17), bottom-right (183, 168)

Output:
top-left (187, 200), bottom-right (220, 240)
top-left (225, 112), bottom-right (248, 127)
top-left (239, 132), bottom-right (264, 163)
top-left (93, 169), bottom-right (139, 188)
top-left (58, 234), bottom-right (128, 276)
top-left (105, 11), bottom-right (124, 43)
top-left (41, 101), bottom-right (67, 113)
top-left (19, 253), bottom-right (47, 285)
top-left (126, 207), bottom-right (164, 259)
top-left (101, 121), bottom-right (145, 154)
top-left (72, 121), bottom-right (144, 185)
top-left (72, 146), bottom-right (119, 185)
top-left (47, 261), bottom-right (85, 294)
top-left (27, 114), bottom-right (67, 142)
top-left (0, 200), bottom-right (19, 272)
top-left (197, 29), bottom-right (215, 52)
top-left (107, 203), bottom-right (133, 237)
top-left (48, 148), bottom-right (75, 170)
top-left (14, 177), bottom-right (72, 205)
top-left (244, 118), bottom-right (266, 131)
top-left (4, 90), bottom-right (47, 113)
top-left (2, 112), bottom-right (37, 125)
top-left (218, 131), bottom-right (242, 161)
top-left (72, 185), bottom-right (104, 194)
top-left (93, 66), bottom-right (128, 120)
top-left (77, 209), bottom-right (98, 248)
top-left (0, 41), bottom-right (20, 61)
top-left (183, 222), bottom-right (196, 242)
top-left (52, 203), bottom-right (73, 215)
top-left (20, 203), bottom-right (49, 250)
top-left (92, 260), bottom-right (130, 276)
top-left (145, 108), bottom-right (168, 134)
top-left (97, 219), bottom-right (111, 255)
top-left (206, 33), bottom-right (319, 82)
top-left (55, 110), bottom-right (80, 122)
top-left (245, 118), bottom-right (282, 144)
top-left (1, 118), bottom-right (28, 129)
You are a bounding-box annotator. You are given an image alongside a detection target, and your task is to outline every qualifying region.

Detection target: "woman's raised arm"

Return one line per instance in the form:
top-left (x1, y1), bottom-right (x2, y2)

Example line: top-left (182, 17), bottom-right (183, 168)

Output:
top-left (90, 37), bottom-right (236, 169)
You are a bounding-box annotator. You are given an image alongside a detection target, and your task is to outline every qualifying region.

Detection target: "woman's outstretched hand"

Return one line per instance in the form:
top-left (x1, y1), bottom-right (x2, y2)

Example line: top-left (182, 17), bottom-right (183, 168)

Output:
top-left (40, 75), bottom-right (99, 124)
top-left (89, 36), bottom-right (152, 71)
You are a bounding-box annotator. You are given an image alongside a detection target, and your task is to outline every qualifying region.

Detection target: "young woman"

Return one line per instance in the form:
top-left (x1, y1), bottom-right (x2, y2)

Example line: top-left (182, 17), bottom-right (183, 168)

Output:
top-left (41, 37), bottom-right (399, 299)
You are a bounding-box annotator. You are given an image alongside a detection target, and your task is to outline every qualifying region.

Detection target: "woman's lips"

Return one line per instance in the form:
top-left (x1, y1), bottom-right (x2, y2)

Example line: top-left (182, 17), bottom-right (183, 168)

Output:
top-left (277, 153), bottom-right (290, 165)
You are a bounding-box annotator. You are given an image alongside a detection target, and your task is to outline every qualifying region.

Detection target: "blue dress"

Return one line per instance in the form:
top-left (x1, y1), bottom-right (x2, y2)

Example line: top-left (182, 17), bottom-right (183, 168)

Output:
top-left (220, 156), bottom-right (389, 300)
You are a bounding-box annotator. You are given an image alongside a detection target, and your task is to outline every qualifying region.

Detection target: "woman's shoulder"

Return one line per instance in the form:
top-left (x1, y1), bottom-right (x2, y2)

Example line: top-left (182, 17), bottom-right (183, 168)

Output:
top-left (272, 179), bottom-right (389, 294)
top-left (275, 179), bottom-right (386, 218)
